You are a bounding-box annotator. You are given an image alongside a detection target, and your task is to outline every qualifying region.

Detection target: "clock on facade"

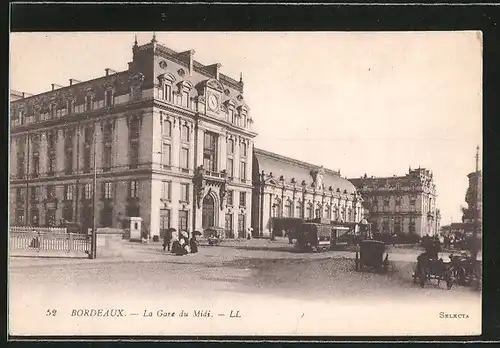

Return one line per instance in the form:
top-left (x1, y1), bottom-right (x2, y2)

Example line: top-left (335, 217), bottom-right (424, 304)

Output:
top-left (208, 94), bottom-right (218, 110)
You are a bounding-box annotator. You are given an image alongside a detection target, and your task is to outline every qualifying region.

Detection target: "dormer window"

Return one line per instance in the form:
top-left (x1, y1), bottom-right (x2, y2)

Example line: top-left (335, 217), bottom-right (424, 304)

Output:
top-left (164, 84), bottom-right (172, 102)
top-left (182, 91), bottom-right (189, 108)
top-left (67, 99), bottom-right (74, 115)
top-left (50, 102), bottom-right (57, 118)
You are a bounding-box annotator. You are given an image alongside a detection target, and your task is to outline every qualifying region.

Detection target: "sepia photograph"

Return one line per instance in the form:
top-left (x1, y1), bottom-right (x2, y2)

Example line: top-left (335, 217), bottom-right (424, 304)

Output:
top-left (8, 31), bottom-right (482, 337)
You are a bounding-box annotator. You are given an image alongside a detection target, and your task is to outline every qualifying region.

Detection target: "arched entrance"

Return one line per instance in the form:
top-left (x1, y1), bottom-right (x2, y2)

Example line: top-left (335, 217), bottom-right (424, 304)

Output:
top-left (202, 194), bottom-right (216, 229)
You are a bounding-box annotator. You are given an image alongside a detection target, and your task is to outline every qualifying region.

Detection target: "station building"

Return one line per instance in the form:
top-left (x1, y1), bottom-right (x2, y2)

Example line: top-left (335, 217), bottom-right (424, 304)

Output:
top-left (252, 148), bottom-right (364, 238)
top-left (9, 35), bottom-right (256, 239)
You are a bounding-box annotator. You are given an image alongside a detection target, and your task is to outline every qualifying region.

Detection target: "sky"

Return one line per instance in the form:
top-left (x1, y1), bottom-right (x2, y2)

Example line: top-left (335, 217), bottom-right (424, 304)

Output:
top-left (9, 32), bottom-right (482, 225)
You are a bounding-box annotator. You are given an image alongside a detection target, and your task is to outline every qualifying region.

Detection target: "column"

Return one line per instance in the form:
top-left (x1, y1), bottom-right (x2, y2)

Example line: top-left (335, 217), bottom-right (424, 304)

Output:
top-left (262, 190), bottom-right (271, 237)
top-left (234, 137), bottom-right (240, 179)
top-left (171, 118), bottom-right (180, 169)
top-left (10, 137), bottom-right (18, 178)
top-left (115, 117), bottom-right (129, 170)
top-left (139, 112), bottom-right (154, 170)
top-left (149, 179), bottom-right (160, 238)
top-left (72, 126), bottom-right (78, 173)
top-left (246, 141), bottom-right (253, 183)
top-left (95, 123), bottom-right (103, 172)
top-left (56, 129), bottom-right (65, 175)
top-left (196, 127), bottom-right (203, 169)
top-left (232, 199), bottom-right (239, 238)
top-left (218, 133), bottom-right (227, 174)
top-left (171, 181), bottom-right (180, 232)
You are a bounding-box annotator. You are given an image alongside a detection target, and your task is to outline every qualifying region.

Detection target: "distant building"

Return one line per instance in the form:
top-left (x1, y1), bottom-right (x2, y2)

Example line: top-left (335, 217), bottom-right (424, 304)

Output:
top-left (349, 167), bottom-right (441, 237)
top-left (461, 170), bottom-right (482, 236)
top-left (440, 222), bottom-right (466, 238)
top-left (252, 148), bottom-right (364, 238)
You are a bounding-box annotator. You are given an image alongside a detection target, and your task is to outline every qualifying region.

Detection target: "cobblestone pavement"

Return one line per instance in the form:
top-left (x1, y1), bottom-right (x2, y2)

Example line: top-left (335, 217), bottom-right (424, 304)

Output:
top-left (9, 237), bottom-right (481, 336)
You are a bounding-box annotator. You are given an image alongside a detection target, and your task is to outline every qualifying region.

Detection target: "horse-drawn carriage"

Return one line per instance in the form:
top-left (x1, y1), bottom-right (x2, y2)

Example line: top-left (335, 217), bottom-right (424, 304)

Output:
top-left (355, 240), bottom-right (390, 273)
top-left (412, 252), bottom-right (454, 289)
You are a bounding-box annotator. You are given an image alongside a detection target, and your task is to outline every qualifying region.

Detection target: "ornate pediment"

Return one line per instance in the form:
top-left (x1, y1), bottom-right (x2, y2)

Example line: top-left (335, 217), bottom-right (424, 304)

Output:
top-left (206, 79), bottom-right (224, 93)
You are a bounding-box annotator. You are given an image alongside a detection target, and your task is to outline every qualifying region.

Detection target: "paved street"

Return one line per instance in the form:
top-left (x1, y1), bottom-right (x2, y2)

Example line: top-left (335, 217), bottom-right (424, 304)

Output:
top-left (9, 238), bottom-right (481, 336)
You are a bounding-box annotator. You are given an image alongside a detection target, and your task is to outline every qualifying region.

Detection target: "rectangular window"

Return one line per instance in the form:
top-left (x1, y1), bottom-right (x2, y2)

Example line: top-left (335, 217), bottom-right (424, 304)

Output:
top-left (384, 199), bottom-right (390, 206)
top-left (181, 147), bottom-right (189, 169)
top-left (178, 210), bottom-right (188, 232)
top-left (129, 142), bottom-right (139, 169)
top-left (227, 190), bottom-right (234, 206)
top-left (203, 132), bottom-right (218, 172)
top-left (181, 126), bottom-right (190, 143)
top-left (103, 146), bottom-right (112, 171)
top-left (164, 85), bottom-right (172, 102)
top-left (163, 120), bottom-right (172, 138)
top-left (410, 198), bottom-right (416, 206)
top-left (129, 180), bottom-right (139, 198)
top-left (227, 158), bottom-right (234, 177)
top-left (103, 182), bottom-right (113, 199)
top-left (229, 109), bottom-right (234, 123)
top-left (30, 186), bottom-right (40, 202)
top-left (83, 148), bottom-right (91, 173)
top-left (64, 184), bottom-right (74, 201)
top-left (238, 214), bottom-right (246, 238)
top-left (239, 192), bottom-right (246, 207)
top-left (84, 183), bottom-right (92, 200)
top-left (32, 156), bottom-right (40, 178)
top-left (86, 95), bottom-right (92, 111)
top-left (227, 139), bottom-right (234, 155)
top-left (180, 183), bottom-right (189, 202)
top-left (161, 143), bottom-right (171, 168)
top-left (161, 181), bottom-right (171, 201)
top-left (105, 90), bottom-right (113, 107)
top-left (395, 197), bottom-right (401, 206)
top-left (16, 188), bottom-right (25, 202)
top-left (240, 161), bottom-right (247, 180)
top-left (67, 99), bottom-right (74, 114)
top-left (160, 209), bottom-right (171, 233)
top-left (182, 91), bottom-right (189, 108)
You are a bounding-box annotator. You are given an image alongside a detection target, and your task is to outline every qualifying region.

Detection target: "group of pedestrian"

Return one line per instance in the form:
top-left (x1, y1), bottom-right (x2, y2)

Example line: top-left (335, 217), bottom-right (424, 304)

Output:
top-left (162, 230), bottom-right (198, 256)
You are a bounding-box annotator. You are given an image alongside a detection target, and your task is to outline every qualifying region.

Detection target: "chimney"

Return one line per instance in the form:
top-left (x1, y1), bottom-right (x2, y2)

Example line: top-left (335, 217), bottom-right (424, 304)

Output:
top-left (206, 63), bottom-right (222, 80)
top-left (178, 50), bottom-right (196, 75)
top-left (51, 83), bottom-right (64, 91)
top-left (69, 78), bottom-right (81, 86)
top-left (105, 68), bottom-right (117, 76)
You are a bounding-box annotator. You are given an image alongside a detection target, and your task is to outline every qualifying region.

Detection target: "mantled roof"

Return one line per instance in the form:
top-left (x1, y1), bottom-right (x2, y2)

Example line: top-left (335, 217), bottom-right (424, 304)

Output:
top-left (253, 148), bottom-right (356, 194)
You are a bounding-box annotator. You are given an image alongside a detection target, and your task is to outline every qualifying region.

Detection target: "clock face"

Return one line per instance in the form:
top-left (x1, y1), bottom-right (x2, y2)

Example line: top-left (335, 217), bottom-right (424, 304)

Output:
top-left (208, 94), bottom-right (218, 110)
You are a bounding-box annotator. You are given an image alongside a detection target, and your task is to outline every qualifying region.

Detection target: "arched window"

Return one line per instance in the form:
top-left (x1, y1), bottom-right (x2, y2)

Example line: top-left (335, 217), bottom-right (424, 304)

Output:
top-left (240, 142), bottom-right (247, 158)
top-left (163, 120), bottom-right (172, 138)
top-left (285, 200), bottom-right (292, 218)
top-left (306, 203), bottom-right (313, 219)
top-left (324, 205), bottom-right (330, 219)
top-left (181, 125), bottom-right (190, 142)
top-left (295, 201), bottom-right (303, 219)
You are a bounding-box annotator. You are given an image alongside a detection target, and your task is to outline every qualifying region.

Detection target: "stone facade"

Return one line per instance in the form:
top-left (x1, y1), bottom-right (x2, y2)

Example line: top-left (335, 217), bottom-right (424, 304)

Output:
top-left (9, 36), bottom-right (256, 239)
top-left (349, 168), bottom-right (441, 237)
top-left (252, 148), bottom-right (364, 238)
